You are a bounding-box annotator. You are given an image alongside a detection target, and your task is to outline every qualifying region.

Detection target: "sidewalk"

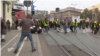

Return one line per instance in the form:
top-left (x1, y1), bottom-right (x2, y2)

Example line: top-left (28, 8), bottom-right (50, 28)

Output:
top-left (1, 30), bottom-right (43, 56)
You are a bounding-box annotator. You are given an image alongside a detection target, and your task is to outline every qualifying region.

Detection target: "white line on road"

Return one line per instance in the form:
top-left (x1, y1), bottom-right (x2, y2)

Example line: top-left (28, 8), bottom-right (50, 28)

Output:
top-left (37, 34), bottom-right (43, 56)
top-left (8, 43), bottom-right (16, 52)
top-left (1, 34), bottom-right (19, 50)
top-left (15, 37), bottom-right (26, 56)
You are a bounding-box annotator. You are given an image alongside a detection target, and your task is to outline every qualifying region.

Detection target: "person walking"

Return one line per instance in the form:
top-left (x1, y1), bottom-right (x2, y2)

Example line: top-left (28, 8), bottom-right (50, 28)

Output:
top-left (74, 19), bottom-right (78, 33)
top-left (0, 18), bottom-right (4, 45)
top-left (90, 21), bottom-right (94, 33)
top-left (43, 19), bottom-right (48, 34)
top-left (15, 19), bottom-right (18, 30)
top-left (6, 20), bottom-right (10, 31)
top-left (1, 18), bottom-right (7, 42)
top-left (63, 19), bottom-right (68, 33)
top-left (94, 21), bottom-right (99, 34)
top-left (70, 20), bottom-right (74, 32)
top-left (82, 20), bottom-right (86, 33)
top-left (14, 14), bottom-right (36, 53)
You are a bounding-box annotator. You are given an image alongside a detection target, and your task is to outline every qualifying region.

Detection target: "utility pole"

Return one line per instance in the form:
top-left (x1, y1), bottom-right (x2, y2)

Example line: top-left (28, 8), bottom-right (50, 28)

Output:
top-left (32, 0), bottom-right (33, 19)
top-left (27, 0), bottom-right (28, 15)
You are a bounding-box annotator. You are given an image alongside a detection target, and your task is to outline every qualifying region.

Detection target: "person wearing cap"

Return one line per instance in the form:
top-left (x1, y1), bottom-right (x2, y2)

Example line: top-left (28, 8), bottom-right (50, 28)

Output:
top-left (14, 14), bottom-right (36, 53)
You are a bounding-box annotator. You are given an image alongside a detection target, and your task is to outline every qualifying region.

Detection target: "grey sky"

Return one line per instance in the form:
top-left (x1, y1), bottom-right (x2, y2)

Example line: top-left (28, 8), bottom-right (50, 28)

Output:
top-left (18, 0), bottom-right (100, 13)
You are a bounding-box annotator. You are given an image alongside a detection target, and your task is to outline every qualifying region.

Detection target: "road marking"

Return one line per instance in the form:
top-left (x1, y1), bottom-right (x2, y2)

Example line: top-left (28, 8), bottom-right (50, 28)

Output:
top-left (1, 34), bottom-right (19, 50)
top-left (37, 34), bottom-right (43, 56)
top-left (8, 43), bottom-right (16, 52)
top-left (15, 37), bottom-right (26, 56)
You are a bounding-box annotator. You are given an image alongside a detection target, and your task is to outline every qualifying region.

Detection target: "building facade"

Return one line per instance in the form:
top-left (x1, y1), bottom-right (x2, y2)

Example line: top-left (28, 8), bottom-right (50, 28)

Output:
top-left (24, 10), bottom-right (48, 19)
top-left (50, 7), bottom-right (82, 20)
top-left (0, 1), bottom-right (13, 26)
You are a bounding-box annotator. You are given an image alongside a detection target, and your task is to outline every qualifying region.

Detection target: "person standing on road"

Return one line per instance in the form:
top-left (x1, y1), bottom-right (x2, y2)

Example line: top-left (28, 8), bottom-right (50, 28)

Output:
top-left (63, 19), bottom-right (68, 33)
top-left (74, 19), bottom-right (78, 33)
top-left (14, 14), bottom-right (36, 53)
top-left (90, 21), bottom-right (94, 33)
top-left (70, 20), bottom-right (74, 32)
top-left (82, 20), bottom-right (86, 33)
top-left (94, 21), bottom-right (99, 34)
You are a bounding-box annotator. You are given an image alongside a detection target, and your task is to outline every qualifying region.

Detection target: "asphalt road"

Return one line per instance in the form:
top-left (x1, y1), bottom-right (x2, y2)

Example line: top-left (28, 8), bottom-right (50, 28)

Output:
top-left (41, 28), bottom-right (100, 56)
top-left (1, 28), bottom-right (100, 56)
top-left (1, 30), bottom-right (39, 56)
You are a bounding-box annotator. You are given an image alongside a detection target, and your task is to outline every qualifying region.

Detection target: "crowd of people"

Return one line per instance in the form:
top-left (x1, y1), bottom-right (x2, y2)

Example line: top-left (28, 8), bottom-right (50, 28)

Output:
top-left (1, 14), bottom-right (100, 54)
top-left (37, 18), bottom-right (100, 34)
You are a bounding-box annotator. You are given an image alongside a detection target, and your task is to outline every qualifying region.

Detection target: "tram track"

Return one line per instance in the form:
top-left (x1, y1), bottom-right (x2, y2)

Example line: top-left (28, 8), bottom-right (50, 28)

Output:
top-left (50, 29), bottom-right (97, 56)
top-left (48, 32), bottom-right (73, 56)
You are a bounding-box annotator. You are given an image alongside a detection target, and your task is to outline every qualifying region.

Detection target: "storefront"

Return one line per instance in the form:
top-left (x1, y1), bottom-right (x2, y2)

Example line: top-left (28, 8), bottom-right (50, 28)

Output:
top-left (12, 3), bottom-right (25, 20)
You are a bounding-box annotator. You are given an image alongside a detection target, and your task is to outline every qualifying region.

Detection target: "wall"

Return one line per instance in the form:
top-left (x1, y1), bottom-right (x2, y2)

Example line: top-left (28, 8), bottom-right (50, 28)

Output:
top-left (5, 1), bottom-right (12, 26)
top-left (0, 1), bottom-right (3, 17)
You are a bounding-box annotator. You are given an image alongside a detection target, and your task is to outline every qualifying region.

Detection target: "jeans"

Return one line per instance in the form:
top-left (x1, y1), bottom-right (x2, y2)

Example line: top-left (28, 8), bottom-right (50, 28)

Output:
top-left (74, 26), bottom-right (77, 33)
top-left (16, 33), bottom-right (34, 50)
top-left (63, 26), bottom-right (67, 32)
top-left (44, 27), bottom-right (48, 34)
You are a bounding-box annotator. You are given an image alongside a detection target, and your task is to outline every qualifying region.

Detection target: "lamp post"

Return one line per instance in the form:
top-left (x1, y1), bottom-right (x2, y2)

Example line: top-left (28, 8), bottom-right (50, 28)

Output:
top-left (71, 4), bottom-right (77, 16)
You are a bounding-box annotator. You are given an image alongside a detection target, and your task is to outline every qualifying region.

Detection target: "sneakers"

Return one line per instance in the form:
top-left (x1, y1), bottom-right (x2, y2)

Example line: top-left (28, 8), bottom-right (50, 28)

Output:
top-left (14, 49), bottom-right (18, 53)
top-left (1, 39), bottom-right (5, 42)
top-left (14, 49), bottom-right (36, 53)
top-left (32, 49), bottom-right (36, 52)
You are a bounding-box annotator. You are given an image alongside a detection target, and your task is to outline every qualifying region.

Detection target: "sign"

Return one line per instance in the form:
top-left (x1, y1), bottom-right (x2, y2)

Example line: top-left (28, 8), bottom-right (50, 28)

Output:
top-left (23, 1), bottom-right (31, 7)
top-left (72, 16), bottom-right (80, 23)
top-left (31, 5), bottom-right (34, 10)
top-left (15, 12), bottom-right (24, 19)
top-left (50, 18), bottom-right (54, 21)
top-left (13, 3), bottom-right (24, 10)
top-left (86, 18), bottom-right (89, 22)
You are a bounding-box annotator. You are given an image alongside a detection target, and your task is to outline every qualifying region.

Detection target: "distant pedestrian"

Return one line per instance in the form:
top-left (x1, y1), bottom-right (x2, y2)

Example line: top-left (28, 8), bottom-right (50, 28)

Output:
top-left (6, 20), bottom-right (10, 31)
top-left (15, 19), bottom-right (18, 30)
top-left (63, 19), bottom-right (68, 33)
top-left (82, 20), bottom-right (86, 33)
top-left (14, 14), bottom-right (36, 53)
top-left (74, 19), bottom-right (78, 33)
top-left (70, 20), bottom-right (74, 32)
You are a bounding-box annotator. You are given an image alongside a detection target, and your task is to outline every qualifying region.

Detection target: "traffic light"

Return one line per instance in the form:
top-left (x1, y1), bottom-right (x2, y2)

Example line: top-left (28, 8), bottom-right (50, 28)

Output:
top-left (31, 11), bottom-right (35, 16)
top-left (56, 8), bottom-right (60, 12)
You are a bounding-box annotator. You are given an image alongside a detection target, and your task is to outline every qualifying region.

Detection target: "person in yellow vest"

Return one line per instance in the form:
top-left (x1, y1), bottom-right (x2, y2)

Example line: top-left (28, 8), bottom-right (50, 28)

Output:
top-left (94, 21), bottom-right (99, 34)
top-left (55, 19), bottom-right (60, 32)
top-left (82, 20), bottom-right (86, 33)
top-left (70, 20), bottom-right (74, 32)
top-left (43, 19), bottom-right (48, 34)
top-left (74, 19), bottom-right (78, 33)
top-left (37, 20), bottom-right (41, 26)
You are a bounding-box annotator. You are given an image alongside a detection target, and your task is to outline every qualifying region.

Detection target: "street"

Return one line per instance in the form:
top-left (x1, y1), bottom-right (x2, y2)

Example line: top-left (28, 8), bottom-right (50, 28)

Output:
top-left (1, 28), bottom-right (100, 56)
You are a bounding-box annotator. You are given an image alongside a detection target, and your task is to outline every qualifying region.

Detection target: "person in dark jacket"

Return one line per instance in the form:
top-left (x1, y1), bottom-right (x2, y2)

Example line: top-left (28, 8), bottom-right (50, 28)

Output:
top-left (15, 19), bottom-right (18, 30)
top-left (1, 19), bottom-right (7, 42)
top-left (14, 14), bottom-right (36, 53)
top-left (94, 21), bottom-right (99, 34)
top-left (0, 18), bottom-right (7, 42)
top-left (0, 18), bottom-right (4, 45)
top-left (6, 20), bottom-right (10, 31)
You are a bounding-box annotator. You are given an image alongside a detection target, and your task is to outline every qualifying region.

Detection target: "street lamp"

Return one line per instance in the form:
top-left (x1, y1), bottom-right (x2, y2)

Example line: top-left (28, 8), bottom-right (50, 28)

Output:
top-left (71, 4), bottom-right (77, 20)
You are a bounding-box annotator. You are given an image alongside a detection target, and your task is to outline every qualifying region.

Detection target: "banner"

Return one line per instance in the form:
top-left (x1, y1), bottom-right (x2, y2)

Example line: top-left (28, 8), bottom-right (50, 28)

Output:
top-left (15, 12), bottom-right (24, 19)
top-left (13, 3), bottom-right (24, 10)
top-left (50, 18), bottom-right (54, 21)
top-left (72, 16), bottom-right (80, 23)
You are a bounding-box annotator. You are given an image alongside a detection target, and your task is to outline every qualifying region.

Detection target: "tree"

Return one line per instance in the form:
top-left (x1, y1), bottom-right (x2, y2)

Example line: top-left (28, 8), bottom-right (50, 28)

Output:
top-left (80, 8), bottom-right (89, 19)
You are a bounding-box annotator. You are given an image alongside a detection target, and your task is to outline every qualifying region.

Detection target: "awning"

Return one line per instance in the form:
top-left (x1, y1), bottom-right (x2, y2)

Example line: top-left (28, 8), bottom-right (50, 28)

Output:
top-left (3, 1), bottom-right (11, 5)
